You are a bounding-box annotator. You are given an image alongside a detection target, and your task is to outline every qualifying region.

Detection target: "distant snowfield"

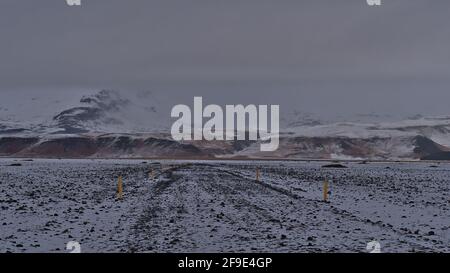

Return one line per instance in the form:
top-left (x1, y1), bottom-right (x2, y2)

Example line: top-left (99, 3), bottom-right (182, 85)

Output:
top-left (288, 117), bottom-right (450, 146)
top-left (1, 158), bottom-right (449, 253)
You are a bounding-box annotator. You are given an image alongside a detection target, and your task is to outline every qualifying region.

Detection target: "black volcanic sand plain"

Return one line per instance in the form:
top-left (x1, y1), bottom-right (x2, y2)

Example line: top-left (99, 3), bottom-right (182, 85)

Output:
top-left (0, 159), bottom-right (449, 253)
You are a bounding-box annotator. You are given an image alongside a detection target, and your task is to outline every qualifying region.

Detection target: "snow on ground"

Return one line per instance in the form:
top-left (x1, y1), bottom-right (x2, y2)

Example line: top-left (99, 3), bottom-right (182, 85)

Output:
top-left (0, 158), bottom-right (449, 253)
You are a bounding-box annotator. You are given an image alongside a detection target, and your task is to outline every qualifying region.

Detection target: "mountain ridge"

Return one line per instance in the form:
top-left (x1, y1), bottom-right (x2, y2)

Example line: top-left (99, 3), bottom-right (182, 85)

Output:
top-left (1, 89), bottom-right (450, 160)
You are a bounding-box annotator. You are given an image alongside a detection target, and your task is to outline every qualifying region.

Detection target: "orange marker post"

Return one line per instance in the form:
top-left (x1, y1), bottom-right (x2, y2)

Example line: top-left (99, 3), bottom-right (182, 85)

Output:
top-left (323, 180), bottom-right (329, 202)
top-left (117, 176), bottom-right (123, 200)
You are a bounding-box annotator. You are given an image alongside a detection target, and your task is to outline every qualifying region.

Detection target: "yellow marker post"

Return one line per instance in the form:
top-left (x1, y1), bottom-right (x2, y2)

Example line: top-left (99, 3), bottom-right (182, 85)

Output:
top-left (323, 180), bottom-right (329, 202)
top-left (256, 168), bottom-right (260, 181)
top-left (117, 176), bottom-right (123, 200)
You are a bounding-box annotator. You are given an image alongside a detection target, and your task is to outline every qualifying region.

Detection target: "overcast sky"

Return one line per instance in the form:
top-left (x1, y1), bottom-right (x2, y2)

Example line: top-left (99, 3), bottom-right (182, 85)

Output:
top-left (1, 0), bottom-right (450, 120)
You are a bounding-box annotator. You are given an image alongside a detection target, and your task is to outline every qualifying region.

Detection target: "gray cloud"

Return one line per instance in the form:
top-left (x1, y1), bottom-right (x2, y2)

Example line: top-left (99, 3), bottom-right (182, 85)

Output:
top-left (1, 0), bottom-right (450, 120)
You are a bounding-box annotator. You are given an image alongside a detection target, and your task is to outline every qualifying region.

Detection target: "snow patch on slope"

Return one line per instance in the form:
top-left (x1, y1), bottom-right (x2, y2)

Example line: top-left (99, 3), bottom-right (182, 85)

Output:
top-left (288, 117), bottom-right (450, 147)
top-left (0, 89), bottom-right (170, 135)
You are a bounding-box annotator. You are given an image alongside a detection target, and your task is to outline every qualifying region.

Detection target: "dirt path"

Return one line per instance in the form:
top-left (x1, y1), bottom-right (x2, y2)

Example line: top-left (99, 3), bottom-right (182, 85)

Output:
top-left (126, 163), bottom-right (445, 252)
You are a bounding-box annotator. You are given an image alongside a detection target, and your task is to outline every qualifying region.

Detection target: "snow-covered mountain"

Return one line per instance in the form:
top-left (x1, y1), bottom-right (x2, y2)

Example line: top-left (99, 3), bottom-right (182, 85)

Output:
top-left (1, 89), bottom-right (450, 160)
top-left (0, 89), bottom-right (169, 135)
